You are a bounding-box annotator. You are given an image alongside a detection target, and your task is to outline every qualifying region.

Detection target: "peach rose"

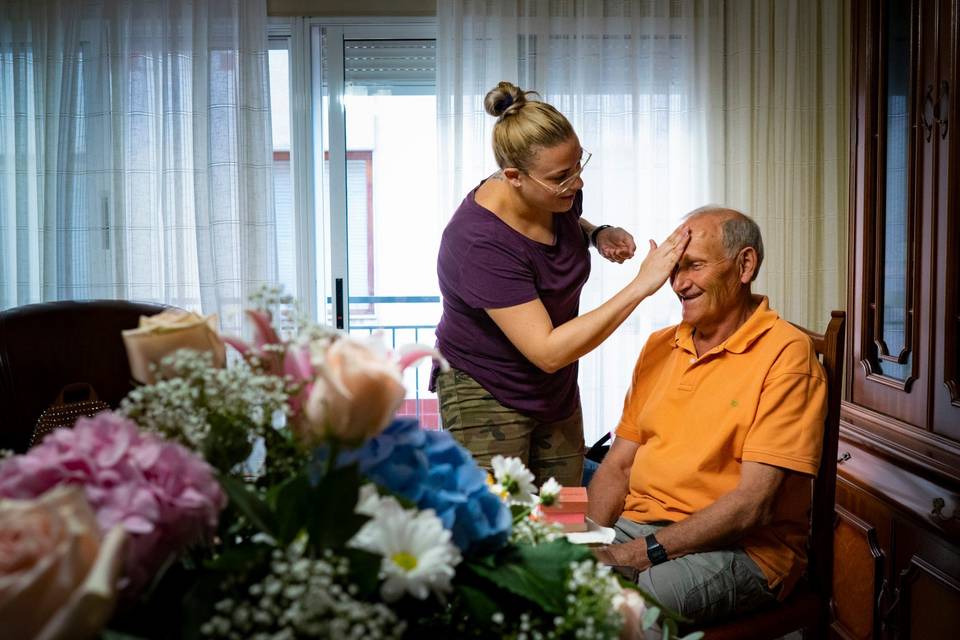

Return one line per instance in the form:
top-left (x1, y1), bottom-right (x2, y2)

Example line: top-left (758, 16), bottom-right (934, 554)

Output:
top-left (297, 337), bottom-right (407, 445)
top-left (0, 486), bottom-right (126, 640)
top-left (614, 588), bottom-right (649, 640)
top-left (122, 309), bottom-right (226, 384)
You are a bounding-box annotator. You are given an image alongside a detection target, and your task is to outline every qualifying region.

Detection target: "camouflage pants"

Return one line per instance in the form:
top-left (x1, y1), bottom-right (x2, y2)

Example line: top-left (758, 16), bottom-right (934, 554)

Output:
top-left (436, 367), bottom-right (585, 487)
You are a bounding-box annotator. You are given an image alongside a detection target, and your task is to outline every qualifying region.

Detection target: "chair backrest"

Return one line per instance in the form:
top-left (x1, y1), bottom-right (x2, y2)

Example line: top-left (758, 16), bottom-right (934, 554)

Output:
top-left (790, 310), bottom-right (845, 599)
top-left (0, 299), bottom-right (168, 453)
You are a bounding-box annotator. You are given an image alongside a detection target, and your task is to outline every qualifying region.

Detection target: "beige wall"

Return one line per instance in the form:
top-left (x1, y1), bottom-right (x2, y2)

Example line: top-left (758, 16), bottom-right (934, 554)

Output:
top-left (267, 0), bottom-right (435, 16)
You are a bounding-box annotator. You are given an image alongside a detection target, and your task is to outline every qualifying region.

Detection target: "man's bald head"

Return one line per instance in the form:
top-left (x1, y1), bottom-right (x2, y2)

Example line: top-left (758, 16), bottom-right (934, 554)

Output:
top-left (682, 206), bottom-right (764, 282)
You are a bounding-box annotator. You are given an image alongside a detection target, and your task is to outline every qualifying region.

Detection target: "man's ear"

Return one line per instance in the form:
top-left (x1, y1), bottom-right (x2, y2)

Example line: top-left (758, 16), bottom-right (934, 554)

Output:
top-left (502, 167), bottom-right (523, 186)
top-left (738, 247), bottom-right (759, 283)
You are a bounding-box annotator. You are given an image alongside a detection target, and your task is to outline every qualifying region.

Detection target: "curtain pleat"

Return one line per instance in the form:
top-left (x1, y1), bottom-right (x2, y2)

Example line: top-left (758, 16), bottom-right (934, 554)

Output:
top-left (0, 0), bottom-right (276, 334)
top-left (437, 0), bottom-right (849, 443)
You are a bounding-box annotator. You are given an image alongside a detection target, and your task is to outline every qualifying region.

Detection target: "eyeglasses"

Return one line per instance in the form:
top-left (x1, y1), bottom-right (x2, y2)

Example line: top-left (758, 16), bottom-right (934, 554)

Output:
top-left (525, 150), bottom-right (592, 196)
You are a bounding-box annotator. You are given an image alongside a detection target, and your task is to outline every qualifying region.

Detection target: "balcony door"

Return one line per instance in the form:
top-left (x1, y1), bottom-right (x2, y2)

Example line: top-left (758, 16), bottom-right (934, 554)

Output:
top-left (313, 24), bottom-right (442, 426)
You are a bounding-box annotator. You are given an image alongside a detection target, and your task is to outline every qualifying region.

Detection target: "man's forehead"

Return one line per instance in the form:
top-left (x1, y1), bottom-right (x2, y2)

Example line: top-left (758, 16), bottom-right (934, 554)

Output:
top-left (683, 215), bottom-right (727, 257)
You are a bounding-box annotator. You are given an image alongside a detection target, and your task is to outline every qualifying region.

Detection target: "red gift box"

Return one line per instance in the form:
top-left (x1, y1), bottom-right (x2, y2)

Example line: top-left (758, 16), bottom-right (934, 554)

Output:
top-left (542, 486), bottom-right (589, 532)
top-left (541, 486), bottom-right (588, 514)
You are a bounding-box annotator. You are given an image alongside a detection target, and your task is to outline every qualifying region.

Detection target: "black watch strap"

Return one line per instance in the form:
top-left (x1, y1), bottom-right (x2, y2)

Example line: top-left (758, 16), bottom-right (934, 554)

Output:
top-left (645, 533), bottom-right (669, 566)
top-left (590, 224), bottom-right (612, 247)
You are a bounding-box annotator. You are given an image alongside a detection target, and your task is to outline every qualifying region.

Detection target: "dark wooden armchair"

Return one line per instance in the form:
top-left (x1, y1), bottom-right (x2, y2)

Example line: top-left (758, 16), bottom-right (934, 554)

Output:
top-left (699, 310), bottom-right (846, 639)
top-left (0, 300), bottom-right (167, 453)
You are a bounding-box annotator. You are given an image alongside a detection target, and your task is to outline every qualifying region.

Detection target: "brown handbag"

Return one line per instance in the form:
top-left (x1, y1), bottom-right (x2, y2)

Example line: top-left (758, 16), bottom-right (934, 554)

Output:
top-left (31, 383), bottom-right (110, 447)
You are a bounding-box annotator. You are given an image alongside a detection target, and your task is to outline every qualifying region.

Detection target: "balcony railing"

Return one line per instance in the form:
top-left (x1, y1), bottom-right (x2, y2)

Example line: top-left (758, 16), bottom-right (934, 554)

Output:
top-left (339, 295), bottom-right (441, 428)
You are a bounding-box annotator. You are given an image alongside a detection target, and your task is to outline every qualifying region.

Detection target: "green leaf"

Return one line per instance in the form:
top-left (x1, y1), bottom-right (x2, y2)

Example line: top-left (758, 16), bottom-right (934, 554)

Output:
top-left (273, 473), bottom-right (312, 544)
top-left (217, 473), bottom-right (276, 539)
top-left (466, 540), bottom-right (592, 614)
top-left (457, 583), bottom-right (502, 622)
top-left (342, 548), bottom-right (382, 598)
top-left (305, 464), bottom-right (369, 550)
top-left (203, 413), bottom-right (255, 472)
top-left (180, 572), bottom-right (231, 640)
top-left (661, 619), bottom-right (677, 640)
top-left (642, 605), bottom-right (661, 630)
top-left (204, 544), bottom-right (271, 572)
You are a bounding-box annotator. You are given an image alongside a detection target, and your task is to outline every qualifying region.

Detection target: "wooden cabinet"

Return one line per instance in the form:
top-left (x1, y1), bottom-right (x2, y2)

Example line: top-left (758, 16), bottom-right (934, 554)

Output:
top-left (838, 0), bottom-right (960, 637)
top-left (831, 442), bottom-right (960, 639)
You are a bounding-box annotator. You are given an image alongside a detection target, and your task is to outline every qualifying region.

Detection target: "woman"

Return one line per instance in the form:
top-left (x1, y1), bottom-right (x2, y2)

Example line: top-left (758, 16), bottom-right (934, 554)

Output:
top-left (432, 81), bottom-right (689, 487)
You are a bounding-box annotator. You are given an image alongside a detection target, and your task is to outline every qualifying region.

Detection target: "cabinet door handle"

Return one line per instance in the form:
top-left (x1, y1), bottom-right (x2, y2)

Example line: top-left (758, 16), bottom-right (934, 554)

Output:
top-left (936, 80), bottom-right (949, 139)
top-left (920, 83), bottom-right (936, 142)
top-left (877, 578), bottom-right (891, 631)
top-left (931, 497), bottom-right (959, 522)
top-left (837, 451), bottom-right (851, 464)
top-left (880, 583), bottom-right (902, 634)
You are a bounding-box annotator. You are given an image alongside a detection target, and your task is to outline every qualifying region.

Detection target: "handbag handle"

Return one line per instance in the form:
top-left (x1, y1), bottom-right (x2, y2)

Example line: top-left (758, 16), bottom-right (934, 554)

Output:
top-left (53, 382), bottom-right (100, 406)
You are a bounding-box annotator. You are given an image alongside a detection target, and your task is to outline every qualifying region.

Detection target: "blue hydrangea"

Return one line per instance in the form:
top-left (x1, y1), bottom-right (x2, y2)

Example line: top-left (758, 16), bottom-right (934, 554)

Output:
top-left (338, 417), bottom-right (511, 553)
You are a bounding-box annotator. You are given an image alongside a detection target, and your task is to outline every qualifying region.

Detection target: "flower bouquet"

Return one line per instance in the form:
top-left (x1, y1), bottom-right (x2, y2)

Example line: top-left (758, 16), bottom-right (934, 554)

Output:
top-left (0, 289), bottom-right (702, 640)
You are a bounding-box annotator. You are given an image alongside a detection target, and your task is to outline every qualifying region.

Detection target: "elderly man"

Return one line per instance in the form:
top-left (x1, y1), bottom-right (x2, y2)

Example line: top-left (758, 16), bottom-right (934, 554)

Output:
top-left (588, 206), bottom-right (827, 624)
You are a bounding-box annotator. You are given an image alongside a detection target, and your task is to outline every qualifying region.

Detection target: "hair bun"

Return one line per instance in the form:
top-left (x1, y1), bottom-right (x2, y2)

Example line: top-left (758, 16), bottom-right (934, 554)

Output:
top-left (484, 81), bottom-right (527, 118)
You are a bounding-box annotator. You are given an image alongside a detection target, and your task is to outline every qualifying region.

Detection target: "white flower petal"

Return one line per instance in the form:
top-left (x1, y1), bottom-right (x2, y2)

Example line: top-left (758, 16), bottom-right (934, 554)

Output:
top-left (347, 502), bottom-right (461, 603)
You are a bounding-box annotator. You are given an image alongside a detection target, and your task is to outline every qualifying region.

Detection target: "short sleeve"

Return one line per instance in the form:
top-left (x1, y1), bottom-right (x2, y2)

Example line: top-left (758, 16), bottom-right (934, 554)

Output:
top-left (459, 239), bottom-right (539, 309)
top-left (742, 340), bottom-right (827, 476)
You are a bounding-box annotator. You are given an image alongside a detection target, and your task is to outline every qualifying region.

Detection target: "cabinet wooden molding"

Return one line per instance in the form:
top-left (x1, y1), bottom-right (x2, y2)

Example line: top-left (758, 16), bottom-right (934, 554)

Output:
top-left (891, 550), bottom-right (960, 638)
top-left (833, 439), bottom-right (960, 640)
top-left (831, 505), bottom-right (885, 640)
top-left (842, 0), bottom-right (959, 633)
top-left (848, 0), bottom-right (960, 436)
top-left (835, 440), bottom-right (959, 548)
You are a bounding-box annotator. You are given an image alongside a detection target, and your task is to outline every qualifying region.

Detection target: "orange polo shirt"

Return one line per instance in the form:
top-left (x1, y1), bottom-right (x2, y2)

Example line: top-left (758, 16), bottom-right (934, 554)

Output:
top-left (614, 297), bottom-right (826, 595)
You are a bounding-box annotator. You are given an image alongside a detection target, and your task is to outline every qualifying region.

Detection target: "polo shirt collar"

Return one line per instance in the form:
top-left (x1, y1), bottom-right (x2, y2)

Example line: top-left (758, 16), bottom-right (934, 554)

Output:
top-left (674, 295), bottom-right (778, 356)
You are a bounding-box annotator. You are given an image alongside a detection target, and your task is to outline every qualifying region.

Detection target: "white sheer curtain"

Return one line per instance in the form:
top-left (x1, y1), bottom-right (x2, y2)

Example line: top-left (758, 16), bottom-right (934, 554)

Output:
top-left (0, 0), bottom-right (276, 333)
top-left (720, 0), bottom-right (849, 332)
top-left (437, 0), bottom-right (725, 443)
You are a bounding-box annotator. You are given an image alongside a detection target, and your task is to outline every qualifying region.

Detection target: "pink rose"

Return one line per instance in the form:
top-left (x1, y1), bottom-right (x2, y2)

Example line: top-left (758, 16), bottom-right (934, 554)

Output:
top-left (224, 307), bottom-right (449, 446)
top-left (0, 486), bottom-right (126, 640)
top-left (123, 309), bottom-right (226, 384)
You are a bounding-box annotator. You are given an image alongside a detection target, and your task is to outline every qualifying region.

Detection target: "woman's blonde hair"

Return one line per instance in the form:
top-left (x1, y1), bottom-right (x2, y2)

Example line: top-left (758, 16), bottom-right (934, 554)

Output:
top-left (484, 81), bottom-right (574, 171)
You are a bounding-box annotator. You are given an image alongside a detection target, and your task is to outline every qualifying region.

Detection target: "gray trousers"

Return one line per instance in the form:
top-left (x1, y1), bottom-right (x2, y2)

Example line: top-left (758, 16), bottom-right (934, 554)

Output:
top-left (614, 518), bottom-right (778, 624)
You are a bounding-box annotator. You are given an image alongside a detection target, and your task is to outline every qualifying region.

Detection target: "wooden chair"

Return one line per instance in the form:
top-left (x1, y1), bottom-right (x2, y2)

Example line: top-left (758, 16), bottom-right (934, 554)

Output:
top-left (0, 299), bottom-right (167, 453)
top-left (698, 310), bottom-right (846, 639)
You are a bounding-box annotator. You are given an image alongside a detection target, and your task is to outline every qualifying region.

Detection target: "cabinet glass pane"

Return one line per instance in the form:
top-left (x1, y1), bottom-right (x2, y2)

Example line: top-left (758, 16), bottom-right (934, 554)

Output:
top-left (877, 0), bottom-right (912, 381)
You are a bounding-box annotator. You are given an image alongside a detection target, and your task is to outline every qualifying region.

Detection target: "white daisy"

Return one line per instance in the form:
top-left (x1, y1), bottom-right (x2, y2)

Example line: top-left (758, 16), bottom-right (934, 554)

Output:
top-left (355, 483), bottom-right (383, 516)
top-left (538, 477), bottom-right (562, 506)
top-left (490, 455), bottom-right (537, 505)
top-left (347, 491), bottom-right (461, 603)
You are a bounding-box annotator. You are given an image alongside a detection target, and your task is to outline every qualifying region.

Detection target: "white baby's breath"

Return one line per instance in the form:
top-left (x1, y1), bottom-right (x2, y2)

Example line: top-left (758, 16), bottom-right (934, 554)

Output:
top-left (119, 350), bottom-right (289, 455)
top-left (201, 540), bottom-right (403, 640)
top-left (510, 515), bottom-right (565, 545)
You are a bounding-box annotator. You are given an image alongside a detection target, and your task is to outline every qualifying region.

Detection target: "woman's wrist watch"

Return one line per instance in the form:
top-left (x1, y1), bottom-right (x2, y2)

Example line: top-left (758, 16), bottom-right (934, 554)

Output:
top-left (645, 533), bottom-right (669, 565)
top-left (590, 224), bottom-right (613, 248)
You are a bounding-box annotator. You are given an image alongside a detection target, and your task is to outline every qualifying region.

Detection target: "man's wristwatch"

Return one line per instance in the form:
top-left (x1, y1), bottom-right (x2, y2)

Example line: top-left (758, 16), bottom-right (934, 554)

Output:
top-left (590, 224), bottom-right (612, 248)
top-left (645, 533), bottom-right (669, 566)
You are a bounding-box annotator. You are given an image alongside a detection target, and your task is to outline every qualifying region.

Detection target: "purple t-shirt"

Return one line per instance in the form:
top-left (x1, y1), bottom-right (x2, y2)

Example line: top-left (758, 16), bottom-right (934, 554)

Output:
top-left (433, 184), bottom-right (591, 422)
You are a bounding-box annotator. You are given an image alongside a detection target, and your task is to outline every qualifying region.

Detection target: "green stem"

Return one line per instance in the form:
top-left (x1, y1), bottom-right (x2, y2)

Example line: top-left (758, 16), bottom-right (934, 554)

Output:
top-left (326, 438), bottom-right (341, 478)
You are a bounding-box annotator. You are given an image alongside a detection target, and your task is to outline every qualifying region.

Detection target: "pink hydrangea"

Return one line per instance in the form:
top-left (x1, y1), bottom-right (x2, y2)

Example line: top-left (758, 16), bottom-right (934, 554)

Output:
top-left (0, 412), bottom-right (226, 593)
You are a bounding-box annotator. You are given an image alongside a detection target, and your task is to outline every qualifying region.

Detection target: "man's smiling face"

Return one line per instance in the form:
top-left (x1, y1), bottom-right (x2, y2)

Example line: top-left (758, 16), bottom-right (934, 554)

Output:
top-left (669, 214), bottom-right (746, 330)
